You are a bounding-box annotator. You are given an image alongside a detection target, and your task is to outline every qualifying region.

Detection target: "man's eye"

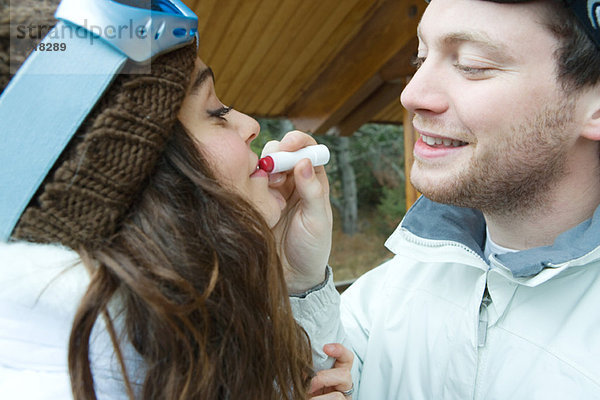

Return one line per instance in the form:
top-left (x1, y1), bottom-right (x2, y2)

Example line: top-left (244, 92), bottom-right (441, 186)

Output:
top-left (454, 63), bottom-right (491, 77)
top-left (207, 106), bottom-right (232, 121)
top-left (411, 56), bottom-right (426, 69)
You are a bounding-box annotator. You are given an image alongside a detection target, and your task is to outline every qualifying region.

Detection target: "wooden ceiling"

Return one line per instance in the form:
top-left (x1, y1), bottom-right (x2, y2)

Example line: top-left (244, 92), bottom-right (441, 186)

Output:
top-left (187, 0), bottom-right (425, 136)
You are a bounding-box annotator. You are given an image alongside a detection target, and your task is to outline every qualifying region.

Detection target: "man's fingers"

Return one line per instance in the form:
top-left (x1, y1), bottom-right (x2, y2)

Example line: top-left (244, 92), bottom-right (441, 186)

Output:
top-left (310, 392), bottom-right (348, 399)
top-left (309, 368), bottom-right (353, 394)
top-left (323, 343), bottom-right (354, 369)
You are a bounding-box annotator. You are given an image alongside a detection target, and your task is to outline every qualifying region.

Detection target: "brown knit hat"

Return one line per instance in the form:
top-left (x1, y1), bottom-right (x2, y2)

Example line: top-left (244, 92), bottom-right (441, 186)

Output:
top-left (1, 1), bottom-right (197, 250)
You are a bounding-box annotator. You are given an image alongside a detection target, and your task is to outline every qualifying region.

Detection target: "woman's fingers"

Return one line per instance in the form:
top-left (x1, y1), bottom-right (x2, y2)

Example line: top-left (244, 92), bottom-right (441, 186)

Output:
top-left (260, 139), bottom-right (281, 157)
top-left (261, 131), bottom-right (319, 157)
top-left (278, 130), bottom-right (318, 152)
top-left (292, 159), bottom-right (330, 218)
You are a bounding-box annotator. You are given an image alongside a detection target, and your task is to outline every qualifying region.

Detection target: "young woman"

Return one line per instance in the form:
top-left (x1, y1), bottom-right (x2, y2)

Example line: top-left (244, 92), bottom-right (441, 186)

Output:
top-left (0, 1), bottom-right (352, 399)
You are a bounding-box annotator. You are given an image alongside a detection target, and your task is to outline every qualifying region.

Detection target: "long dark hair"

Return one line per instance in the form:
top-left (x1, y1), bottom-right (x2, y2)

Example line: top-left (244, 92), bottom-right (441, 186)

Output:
top-left (68, 122), bottom-right (313, 399)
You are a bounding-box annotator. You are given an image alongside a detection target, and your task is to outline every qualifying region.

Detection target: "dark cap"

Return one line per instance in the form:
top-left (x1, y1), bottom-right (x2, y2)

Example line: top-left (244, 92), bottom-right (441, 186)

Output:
top-left (563, 0), bottom-right (600, 49)
top-left (425, 0), bottom-right (600, 50)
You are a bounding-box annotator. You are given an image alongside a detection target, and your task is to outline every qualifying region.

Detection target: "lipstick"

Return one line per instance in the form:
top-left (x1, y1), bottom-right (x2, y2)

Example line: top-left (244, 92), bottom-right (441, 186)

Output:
top-left (258, 144), bottom-right (330, 173)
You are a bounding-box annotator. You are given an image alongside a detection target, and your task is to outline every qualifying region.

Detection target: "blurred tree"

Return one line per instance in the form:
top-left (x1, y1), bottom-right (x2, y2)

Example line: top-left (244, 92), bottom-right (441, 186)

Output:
top-left (254, 119), bottom-right (406, 236)
top-left (332, 136), bottom-right (358, 235)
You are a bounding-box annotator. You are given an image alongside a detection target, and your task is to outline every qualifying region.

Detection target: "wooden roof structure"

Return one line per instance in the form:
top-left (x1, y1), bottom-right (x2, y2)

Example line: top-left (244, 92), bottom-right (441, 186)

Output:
top-left (188, 0), bottom-right (425, 206)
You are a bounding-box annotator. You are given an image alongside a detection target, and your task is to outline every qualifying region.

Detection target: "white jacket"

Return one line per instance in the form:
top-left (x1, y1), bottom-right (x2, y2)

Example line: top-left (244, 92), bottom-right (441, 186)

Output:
top-left (0, 242), bottom-right (143, 399)
top-left (294, 197), bottom-right (600, 399)
top-left (0, 241), bottom-right (338, 399)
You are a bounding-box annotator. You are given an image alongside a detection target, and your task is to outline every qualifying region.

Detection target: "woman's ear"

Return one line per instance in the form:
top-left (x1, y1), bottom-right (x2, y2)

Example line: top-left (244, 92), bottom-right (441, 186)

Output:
top-left (581, 86), bottom-right (600, 141)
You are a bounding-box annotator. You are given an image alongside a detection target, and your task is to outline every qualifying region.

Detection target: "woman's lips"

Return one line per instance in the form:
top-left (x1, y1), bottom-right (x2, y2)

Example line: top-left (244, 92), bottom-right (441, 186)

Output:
top-left (250, 167), bottom-right (268, 178)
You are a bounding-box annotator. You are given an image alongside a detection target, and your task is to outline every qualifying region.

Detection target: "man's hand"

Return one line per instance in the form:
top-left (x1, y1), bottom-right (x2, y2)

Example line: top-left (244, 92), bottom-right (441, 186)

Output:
top-left (310, 343), bottom-right (355, 399)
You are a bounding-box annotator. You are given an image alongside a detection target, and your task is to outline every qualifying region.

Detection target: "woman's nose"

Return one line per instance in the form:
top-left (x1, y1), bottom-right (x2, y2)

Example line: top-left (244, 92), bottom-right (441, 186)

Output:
top-left (234, 109), bottom-right (259, 145)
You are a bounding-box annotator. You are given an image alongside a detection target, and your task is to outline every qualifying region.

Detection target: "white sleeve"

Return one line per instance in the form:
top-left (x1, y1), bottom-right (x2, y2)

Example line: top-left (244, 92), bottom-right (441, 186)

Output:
top-left (289, 266), bottom-right (346, 371)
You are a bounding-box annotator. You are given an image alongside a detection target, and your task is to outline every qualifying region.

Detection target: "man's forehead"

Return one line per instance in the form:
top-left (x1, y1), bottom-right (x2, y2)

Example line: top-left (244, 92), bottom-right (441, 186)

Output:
top-left (417, 0), bottom-right (542, 43)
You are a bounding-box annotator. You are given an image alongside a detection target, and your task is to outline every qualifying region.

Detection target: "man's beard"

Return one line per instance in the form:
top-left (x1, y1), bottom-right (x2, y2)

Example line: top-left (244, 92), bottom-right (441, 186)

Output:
top-left (412, 98), bottom-right (575, 218)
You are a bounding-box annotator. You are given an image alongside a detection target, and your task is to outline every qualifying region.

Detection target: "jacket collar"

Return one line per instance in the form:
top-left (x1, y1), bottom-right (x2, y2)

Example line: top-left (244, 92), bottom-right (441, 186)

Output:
top-left (400, 196), bottom-right (600, 277)
top-left (0, 241), bottom-right (86, 315)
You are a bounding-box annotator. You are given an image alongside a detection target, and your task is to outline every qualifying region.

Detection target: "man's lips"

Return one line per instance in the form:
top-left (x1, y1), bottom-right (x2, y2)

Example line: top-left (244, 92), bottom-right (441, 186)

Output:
top-left (420, 133), bottom-right (468, 147)
top-left (415, 129), bottom-right (469, 148)
top-left (413, 130), bottom-right (470, 160)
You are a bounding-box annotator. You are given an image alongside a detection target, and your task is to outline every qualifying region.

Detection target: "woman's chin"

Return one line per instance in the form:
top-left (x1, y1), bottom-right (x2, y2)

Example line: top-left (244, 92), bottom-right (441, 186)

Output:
top-left (258, 190), bottom-right (285, 228)
top-left (269, 188), bottom-right (287, 211)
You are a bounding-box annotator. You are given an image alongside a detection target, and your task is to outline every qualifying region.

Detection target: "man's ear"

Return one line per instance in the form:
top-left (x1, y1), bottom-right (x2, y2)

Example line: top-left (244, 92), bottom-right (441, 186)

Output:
top-left (581, 86), bottom-right (600, 141)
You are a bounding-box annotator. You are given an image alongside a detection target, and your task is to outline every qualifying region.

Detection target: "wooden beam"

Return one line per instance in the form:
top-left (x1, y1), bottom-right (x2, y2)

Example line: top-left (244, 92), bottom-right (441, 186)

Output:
top-left (287, 0), bottom-right (425, 133)
top-left (316, 35), bottom-right (419, 136)
top-left (336, 81), bottom-right (404, 136)
top-left (290, 73), bottom-right (384, 135)
top-left (379, 36), bottom-right (419, 82)
top-left (243, 0), bottom-right (365, 114)
top-left (207, 0), bottom-right (303, 102)
top-left (372, 94), bottom-right (404, 123)
top-left (288, 39), bottom-right (418, 133)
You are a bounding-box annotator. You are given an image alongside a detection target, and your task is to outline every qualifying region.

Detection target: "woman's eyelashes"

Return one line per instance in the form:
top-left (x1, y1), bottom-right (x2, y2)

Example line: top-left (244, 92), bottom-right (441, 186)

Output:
top-left (207, 106), bottom-right (233, 122)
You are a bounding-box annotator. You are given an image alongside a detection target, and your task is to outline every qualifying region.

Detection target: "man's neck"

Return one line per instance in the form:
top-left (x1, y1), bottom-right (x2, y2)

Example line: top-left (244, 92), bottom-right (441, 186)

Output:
top-left (485, 141), bottom-right (600, 250)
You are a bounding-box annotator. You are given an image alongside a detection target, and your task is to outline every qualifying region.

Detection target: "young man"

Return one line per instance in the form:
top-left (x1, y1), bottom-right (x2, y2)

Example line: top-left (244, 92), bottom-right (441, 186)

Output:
top-left (289, 0), bottom-right (600, 398)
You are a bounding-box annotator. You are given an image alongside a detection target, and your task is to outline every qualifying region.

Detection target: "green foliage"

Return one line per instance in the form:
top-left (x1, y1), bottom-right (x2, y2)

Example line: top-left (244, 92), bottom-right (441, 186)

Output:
top-left (252, 118), bottom-right (292, 156)
top-left (376, 185), bottom-right (407, 235)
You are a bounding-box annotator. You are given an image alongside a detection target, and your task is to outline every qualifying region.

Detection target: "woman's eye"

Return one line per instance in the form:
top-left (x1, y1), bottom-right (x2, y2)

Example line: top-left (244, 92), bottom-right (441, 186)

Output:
top-left (207, 106), bottom-right (232, 121)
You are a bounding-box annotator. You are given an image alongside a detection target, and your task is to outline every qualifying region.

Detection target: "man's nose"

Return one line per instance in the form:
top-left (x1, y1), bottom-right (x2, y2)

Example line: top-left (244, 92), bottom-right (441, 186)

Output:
top-left (400, 59), bottom-right (449, 116)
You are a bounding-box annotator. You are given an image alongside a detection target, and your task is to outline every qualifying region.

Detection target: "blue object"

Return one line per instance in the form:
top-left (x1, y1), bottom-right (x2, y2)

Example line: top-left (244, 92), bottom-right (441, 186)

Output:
top-left (564, 0), bottom-right (600, 50)
top-left (55, 0), bottom-right (199, 62)
top-left (0, 0), bottom-right (198, 241)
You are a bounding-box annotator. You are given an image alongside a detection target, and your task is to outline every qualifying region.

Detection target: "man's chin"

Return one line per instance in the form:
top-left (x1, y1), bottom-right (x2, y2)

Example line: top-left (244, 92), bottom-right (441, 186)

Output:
top-left (412, 181), bottom-right (475, 209)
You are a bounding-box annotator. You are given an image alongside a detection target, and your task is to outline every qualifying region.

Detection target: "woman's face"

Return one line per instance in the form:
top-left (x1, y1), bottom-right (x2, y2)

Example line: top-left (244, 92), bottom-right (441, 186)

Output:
top-left (178, 58), bottom-right (286, 227)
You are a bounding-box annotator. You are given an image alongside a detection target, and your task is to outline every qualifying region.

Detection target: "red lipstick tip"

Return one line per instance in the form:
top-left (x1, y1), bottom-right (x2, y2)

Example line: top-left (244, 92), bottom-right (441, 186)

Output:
top-left (258, 156), bottom-right (274, 173)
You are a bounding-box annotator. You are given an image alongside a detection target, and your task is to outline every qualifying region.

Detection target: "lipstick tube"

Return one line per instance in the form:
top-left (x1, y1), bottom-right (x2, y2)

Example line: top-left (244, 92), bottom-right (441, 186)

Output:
top-left (258, 144), bottom-right (330, 173)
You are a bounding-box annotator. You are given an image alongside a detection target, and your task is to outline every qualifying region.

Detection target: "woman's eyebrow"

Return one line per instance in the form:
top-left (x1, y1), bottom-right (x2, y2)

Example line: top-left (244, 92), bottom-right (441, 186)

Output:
top-left (191, 67), bottom-right (215, 94)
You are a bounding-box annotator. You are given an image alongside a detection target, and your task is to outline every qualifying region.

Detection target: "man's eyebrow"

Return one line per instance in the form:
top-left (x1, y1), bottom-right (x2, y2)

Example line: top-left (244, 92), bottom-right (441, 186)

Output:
top-left (441, 31), bottom-right (507, 54)
top-left (417, 24), bottom-right (512, 58)
top-left (191, 67), bottom-right (215, 94)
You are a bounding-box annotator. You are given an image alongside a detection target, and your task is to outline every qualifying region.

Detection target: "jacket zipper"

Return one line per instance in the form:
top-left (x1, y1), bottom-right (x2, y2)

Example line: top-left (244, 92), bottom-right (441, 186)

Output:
top-left (473, 287), bottom-right (492, 399)
top-left (478, 289), bottom-right (491, 347)
top-left (400, 229), bottom-right (492, 398)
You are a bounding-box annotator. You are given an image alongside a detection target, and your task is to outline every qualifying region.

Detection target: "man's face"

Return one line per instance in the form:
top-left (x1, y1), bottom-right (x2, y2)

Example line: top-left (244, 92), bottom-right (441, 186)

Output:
top-left (400, 0), bottom-right (582, 216)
